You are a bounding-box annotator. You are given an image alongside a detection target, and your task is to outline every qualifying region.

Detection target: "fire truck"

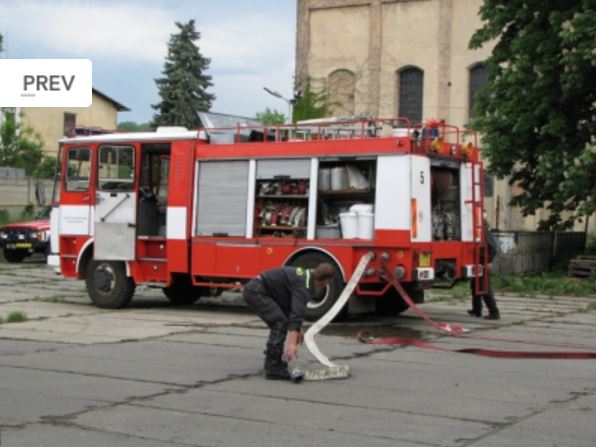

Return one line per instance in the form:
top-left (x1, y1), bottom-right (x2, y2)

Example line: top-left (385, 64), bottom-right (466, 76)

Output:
top-left (48, 113), bottom-right (486, 320)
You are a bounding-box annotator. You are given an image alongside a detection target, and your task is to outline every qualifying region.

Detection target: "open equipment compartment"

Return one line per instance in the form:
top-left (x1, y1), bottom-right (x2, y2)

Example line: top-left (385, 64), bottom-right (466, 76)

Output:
top-left (317, 158), bottom-right (376, 239)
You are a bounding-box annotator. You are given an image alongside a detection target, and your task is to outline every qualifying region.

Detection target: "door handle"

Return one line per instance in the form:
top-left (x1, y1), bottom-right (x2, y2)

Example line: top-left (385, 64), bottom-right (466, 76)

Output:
top-left (82, 195), bottom-right (91, 202)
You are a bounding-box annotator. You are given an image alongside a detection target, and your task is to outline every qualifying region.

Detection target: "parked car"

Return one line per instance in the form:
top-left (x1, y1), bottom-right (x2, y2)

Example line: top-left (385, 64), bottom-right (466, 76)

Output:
top-left (0, 207), bottom-right (51, 263)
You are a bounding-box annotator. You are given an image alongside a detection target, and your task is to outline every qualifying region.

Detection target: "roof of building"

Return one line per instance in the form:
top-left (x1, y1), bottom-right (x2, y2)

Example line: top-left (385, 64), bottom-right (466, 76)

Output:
top-left (92, 88), bottom-right (130, 112)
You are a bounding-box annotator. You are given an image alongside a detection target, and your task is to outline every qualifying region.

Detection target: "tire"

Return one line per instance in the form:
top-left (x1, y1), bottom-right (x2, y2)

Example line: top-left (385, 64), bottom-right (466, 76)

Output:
top-left (163, 275), bottom-right (201, 305)
top-left (3, 248), bottom-right (28, 263)
top-left (376, 282), bottom-right (424, 315)
top-left (85, 260), bottom-right (135, 309)
top-left (376, 287), bottom-right (409, 315)
top-left (289, 251), bottom-right (345, 321)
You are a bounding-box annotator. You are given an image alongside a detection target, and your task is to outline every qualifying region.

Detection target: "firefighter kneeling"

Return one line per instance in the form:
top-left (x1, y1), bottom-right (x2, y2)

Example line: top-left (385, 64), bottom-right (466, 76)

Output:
top-left (243, 263), bottom-right (335, 380)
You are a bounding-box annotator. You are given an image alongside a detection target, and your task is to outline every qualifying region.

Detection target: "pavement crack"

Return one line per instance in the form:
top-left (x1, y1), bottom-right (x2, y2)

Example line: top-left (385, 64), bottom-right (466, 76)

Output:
top-left (0, 363), bottom-right (189, 387)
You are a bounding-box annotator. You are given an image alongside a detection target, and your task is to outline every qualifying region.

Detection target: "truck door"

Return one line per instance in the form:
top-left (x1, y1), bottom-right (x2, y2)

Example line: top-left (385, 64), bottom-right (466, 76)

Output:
top-left (59, 146), bottom-right (94, 237)
top-left (94, 144), bottom-right (137, 260)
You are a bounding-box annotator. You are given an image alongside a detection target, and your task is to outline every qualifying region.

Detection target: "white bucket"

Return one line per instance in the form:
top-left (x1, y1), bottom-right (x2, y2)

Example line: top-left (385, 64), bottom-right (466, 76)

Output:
top-left (350, 203), bottom-right (373, 214)
top-left (357, 211), bottom-right (374, 239)
top-left (339, 212), bottom-right (358, 239)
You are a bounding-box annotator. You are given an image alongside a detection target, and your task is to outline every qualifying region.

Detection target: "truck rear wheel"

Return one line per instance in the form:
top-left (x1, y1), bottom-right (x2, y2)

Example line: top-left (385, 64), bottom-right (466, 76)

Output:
top-left (163, 275), bottom-right (201, 305)
top-left (289, 252), bottom-right (345, 321)
top-left (3, 248), bottom-right (28, 263)
top-left (376, 282), bottom-right (424, 315)
top-left (85, 260), bottom-right (135, 309)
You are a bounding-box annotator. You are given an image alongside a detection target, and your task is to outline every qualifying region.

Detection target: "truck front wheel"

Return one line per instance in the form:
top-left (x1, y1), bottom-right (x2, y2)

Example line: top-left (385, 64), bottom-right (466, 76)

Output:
top-left (85, 260), bottom-right (135, 309)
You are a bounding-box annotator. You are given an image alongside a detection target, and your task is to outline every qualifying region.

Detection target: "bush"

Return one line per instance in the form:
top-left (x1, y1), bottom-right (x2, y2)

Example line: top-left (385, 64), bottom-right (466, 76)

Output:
top-left (20, 203), bottom-right (35, 220)
top-left (586, 236), bottom-right (596, 254)
top-left (0, 209), bottom-right (9, 225)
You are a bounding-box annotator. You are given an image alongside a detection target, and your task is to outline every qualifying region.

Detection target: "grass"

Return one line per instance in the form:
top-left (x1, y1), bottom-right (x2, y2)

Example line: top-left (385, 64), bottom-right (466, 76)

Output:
top-left (0, 311), bottom-right (28, 324)
top-left (491, 272), bottom-right (596, 296)
top-left (430, 271), bottom-right (596, 303)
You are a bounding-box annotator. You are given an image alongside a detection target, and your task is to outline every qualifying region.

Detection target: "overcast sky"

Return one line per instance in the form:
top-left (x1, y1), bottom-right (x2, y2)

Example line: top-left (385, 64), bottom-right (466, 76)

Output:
top-left (0, 0), bottom-right (296, 123)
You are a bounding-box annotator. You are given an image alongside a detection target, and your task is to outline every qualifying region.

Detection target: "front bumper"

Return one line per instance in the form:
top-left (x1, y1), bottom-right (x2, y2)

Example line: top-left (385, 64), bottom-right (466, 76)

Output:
top-left (0, 239), bottom-right (48, 252)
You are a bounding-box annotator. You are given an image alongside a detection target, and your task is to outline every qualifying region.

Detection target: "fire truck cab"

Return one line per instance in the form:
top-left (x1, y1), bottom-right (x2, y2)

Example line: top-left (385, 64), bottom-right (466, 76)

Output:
top-left (48, 114), bottom-right (485, 319)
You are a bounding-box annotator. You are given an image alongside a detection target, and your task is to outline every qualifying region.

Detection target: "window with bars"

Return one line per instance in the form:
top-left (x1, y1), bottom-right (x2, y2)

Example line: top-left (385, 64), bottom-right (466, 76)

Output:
top-left (397, 67), bottom-right (424, 124)
top-left (64, 113), bottom-right (76, 137)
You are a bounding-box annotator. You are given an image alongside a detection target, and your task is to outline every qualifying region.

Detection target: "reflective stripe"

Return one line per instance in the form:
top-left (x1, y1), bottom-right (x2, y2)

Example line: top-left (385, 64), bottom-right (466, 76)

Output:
top-left (306, 269), bottom-right (312, 288)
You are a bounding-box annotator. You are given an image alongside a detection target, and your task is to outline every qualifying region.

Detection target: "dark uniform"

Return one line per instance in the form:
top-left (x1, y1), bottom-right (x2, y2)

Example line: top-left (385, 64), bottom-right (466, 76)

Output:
top-left (243, 266), bottom-right (314, 378)
top-left (470, 228), bottom-right (500, 319)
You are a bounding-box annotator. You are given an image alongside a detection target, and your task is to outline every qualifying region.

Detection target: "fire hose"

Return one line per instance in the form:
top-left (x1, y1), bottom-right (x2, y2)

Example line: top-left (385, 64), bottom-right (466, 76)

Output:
top-left (295, 251), bottom-right (375, 381)
top-left (358, 262), bottom-right (596, 360)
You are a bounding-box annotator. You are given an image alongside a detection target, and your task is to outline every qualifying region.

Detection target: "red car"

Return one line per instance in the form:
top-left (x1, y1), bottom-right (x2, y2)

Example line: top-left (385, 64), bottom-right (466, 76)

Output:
top-left (0, 207), bottom-right (51, 263)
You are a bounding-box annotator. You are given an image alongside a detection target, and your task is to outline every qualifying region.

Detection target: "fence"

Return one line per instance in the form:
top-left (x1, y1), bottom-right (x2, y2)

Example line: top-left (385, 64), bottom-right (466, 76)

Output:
top-left (0, 177), bottom-right (53, 217)
top-left (493, 231), bottom-right (587, 275)
top-left (0, 167), bottom-right (26, 179)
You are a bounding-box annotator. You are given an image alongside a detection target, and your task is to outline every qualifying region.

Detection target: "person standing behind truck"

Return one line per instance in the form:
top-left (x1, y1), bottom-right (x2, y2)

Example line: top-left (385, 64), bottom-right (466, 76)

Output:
top-left (468, 220), bottom-right (501, 320)
top-left (243, 263), bottom-right (335, 380)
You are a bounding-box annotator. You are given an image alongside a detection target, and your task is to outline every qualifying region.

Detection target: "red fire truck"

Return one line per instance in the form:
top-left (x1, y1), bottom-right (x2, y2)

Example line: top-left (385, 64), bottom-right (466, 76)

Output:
top-left (48, 113), bottom-right (486, 319)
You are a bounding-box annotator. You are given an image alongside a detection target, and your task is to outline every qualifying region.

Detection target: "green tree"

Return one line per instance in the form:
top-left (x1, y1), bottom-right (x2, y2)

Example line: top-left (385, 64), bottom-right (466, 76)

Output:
top-left (34, 155), bottom-right (57, 179)
top-left (470, 1), bottom-right (595, 230)
top-left (0, 111), bottom-right (44, 175)
top-left (152, 20), bottom-right (215, 129)
top-left (292, 80), bottom-right (332, 123)
top-left (256, 107), bottom-right (286, 125)
top-left (117, 121), bottom-right (152, 132)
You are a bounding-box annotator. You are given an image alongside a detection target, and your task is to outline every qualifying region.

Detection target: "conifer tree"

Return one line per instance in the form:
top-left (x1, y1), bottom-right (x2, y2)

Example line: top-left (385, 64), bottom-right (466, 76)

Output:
top-left (152, 20), bottom-right (215, 129)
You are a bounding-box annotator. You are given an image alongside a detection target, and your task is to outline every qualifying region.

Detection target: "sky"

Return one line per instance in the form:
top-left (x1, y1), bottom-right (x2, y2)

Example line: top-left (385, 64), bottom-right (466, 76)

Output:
top-left (0, 0), bottom-right (297, 123)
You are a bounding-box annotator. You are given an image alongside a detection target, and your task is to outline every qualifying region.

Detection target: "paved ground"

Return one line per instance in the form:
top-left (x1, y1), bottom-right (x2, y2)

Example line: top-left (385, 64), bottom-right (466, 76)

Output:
top-left (1, 258), bottom-right (595, 447)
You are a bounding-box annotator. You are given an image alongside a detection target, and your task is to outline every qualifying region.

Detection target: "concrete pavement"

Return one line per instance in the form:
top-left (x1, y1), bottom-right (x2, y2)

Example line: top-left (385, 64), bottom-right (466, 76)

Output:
top-left (1, 258), bottom-right (595, 446)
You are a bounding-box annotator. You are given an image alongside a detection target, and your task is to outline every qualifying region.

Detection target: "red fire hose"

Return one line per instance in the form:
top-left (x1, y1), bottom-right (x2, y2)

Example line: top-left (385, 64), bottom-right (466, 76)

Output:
top-left (358, 270), bottom-right (596, 360)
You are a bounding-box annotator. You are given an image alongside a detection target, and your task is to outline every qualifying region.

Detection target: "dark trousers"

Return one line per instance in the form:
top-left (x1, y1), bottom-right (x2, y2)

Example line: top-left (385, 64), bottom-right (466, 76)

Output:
top-left (470, 272), bottom-right (499, 316)
top-left (243, 278), bottom-right (289, 353)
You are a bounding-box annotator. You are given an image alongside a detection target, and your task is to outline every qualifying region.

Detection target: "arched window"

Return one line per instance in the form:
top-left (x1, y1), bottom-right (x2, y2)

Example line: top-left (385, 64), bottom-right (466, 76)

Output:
top-left (469, 63), bottom-right (487, 119)
top-left (327, 69), bottom-right (356, 116)
top-left (397, 66), bottom-right (424, 124)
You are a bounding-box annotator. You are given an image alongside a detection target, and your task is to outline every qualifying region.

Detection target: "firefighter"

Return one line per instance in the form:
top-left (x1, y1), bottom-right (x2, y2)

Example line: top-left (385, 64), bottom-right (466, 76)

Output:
top-left (468, 220), bottom-right (501, 320)
top-left (243, 263), bottom-right (336, 380)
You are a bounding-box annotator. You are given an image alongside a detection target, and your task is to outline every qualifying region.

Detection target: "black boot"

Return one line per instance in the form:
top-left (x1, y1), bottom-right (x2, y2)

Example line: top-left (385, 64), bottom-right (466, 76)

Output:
top-left (263, 323), bottom-right (290, 380)
top-left (264, 349), bottom-right (291, 380)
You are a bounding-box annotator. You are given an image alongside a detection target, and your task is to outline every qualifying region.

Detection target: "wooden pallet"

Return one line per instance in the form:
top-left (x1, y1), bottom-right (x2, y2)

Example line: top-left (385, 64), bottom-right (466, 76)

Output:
top-left (568, 255), bottom-right (596, 278)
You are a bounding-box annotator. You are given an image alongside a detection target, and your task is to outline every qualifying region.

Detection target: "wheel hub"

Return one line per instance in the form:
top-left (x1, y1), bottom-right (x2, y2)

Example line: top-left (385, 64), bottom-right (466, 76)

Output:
top-left (94, 264), bottom-right (115, 293)
top-left (307, 285), bottom-right (330, 310)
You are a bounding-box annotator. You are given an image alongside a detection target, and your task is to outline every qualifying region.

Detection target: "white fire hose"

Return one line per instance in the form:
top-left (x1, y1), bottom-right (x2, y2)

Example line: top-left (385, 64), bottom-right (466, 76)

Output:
top-left (295, 251), bottom-right (374, 381)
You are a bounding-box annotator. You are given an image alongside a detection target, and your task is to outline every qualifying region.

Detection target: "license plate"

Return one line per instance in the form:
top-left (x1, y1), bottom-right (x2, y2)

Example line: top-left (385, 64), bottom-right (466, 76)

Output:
top-left (15, 242), bottom-right (32, 249)
top-left (418, 253), bottom-right (431, 267)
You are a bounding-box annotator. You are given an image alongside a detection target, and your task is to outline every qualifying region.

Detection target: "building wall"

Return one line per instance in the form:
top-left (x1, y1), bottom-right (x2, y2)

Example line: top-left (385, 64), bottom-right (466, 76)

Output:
top-left (379, 0), bottom-right (441, 119)
top-left (298, 0), bottom-right (490, 122)
top-left (296, 0), bottom-right (596, 234)
top-left (19, 91), bottom-right (119, 156)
